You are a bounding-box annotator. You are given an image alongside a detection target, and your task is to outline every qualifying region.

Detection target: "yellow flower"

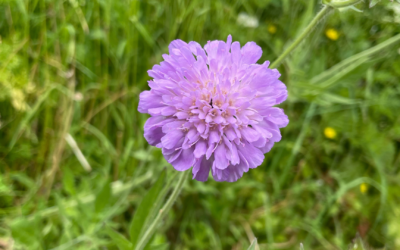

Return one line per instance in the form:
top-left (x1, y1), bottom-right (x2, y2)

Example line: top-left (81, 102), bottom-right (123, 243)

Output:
top-left (325, 28), bottom-right (339, 41)
top-left (268, 24), bottom-right (277, 34)
top-left (360, 183), bottom-right (368, 194)
top-left (324, 127), bottom-right (337, 139)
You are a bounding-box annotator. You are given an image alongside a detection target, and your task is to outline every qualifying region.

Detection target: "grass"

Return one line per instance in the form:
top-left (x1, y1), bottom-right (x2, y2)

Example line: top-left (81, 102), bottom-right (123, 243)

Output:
top-left (1, 0), bottom-right (400, 249)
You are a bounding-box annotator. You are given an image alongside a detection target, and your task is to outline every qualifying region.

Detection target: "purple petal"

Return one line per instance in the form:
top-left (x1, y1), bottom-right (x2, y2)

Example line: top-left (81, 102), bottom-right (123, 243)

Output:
top-left (208, 130), bottom-right (220, 144)
top-left (163, 147), bottom-right (182, 163)
top-left (231, 41), bottom-right (241, 66)
top-left (171, 148), bottom-right (196, 171)
top-left (143, 117), bottom-right (171, 146)
top-left (194, 140), bottom-right (207, 158)
top-left (161, 129), bottom-right (185, 149)
top-left (237, 142), bottom-right (264, 169)
top-left (240, 42), bottom-right (262, 65)
top-left (192, 157), bottom-right (211, 181)
top-left (197, 123), bottom-right (206, 133)
top-left (240, 126), bottom-right (260, 142)
top-left (206, 143), bottom-right (216, 160)
top-left (264, 107), bottom-right (289, 128)
top-left (212, 163), bottom-right (245, 182)
top-left (138, 91), bottom-right (163, 113)
top-left (214, 144), bottom-right (229, 170)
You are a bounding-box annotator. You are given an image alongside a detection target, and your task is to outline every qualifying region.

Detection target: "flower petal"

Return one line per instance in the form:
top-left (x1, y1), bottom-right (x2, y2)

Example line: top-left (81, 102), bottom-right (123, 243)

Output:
top-left (192, 157), bottom-right (211, 181)
top-left (194, 140), bottom-right (207, 158)
top-left (161, 129), bottom-right (185, 149)
top-left (240, 126), bottom-right (260, 142)
top-left (237, 142), bottom-right (264, 169)
top-left (138, 91), bottom-right (163, 113)
top-left (240, 42), bottom-right (262, 65)
top-left (214, 144), bottom-right (229, 169)
top-left (171, 147), bottom-right (196, 171)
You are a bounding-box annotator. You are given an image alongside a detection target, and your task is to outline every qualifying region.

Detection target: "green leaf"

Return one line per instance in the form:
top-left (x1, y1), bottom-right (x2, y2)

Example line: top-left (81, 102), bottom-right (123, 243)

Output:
top-left (95, 180), bottom-right (112, 214)
top-left (11, 218), bottom-right (41, 249)
top-left (135, 171), bottom-right (187, 250)
top-left (62, 167), bottom-right (76, 196)
top-left (347, 6), bottom-right (363, 12)
top-left (247, 238), bottom-right (258, 250)
top-left (11, 173), bottom-right (35, 189)
top-left (317, 93), bottom-right (360, 106)
top-left (105, 226), bottom-right (133, 250)
top-left (369, 0), bottom-right (381, 8)
top-left (130, 170), bottom-right (166, 247)
top-left (142, 172), bottom-right (178, 232)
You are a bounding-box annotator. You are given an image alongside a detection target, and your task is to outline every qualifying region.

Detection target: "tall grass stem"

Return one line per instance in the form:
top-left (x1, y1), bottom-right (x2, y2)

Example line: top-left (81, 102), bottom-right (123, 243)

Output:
top-left (270, 5), bottom-right (331, 68)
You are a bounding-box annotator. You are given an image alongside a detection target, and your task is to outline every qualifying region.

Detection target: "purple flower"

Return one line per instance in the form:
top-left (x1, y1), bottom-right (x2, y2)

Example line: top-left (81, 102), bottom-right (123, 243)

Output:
top-left (138, 35), bottom-right (288, 182)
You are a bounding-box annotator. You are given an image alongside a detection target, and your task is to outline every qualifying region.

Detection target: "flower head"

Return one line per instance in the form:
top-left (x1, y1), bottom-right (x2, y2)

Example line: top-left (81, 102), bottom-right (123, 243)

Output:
top-left (324, 127), bottom-right (337, 139)
top-left (138, 35), bottom-right (288, 182)
top-left (325, 28), bottom-right (339, 41)
top-left (268, 24), bottom-right (277, 34)
top-left (360, 183), bottom-right (368, 194)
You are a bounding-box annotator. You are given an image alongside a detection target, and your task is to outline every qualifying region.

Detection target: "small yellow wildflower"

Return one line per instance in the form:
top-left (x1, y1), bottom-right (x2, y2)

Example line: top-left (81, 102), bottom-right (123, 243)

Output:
top-left (268, 24), bottom-right (277, 34)
top-left (325, 28), bottom-right (339, 41)
top-left (360, 183), bottom-right (368, 194)
top-left (324, 127), bottom-right (337, 139)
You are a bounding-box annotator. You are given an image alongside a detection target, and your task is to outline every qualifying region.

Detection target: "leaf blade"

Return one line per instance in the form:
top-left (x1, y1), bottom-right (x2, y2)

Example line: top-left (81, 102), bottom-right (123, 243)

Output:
top-left (95, 180), bottom-right (112, 214)
top-left (105, 226), bottom-right (133, 250)
top-left (247, 238), bottom-right (258, 250)
top-left (130, 170), bottom-right (166, 247)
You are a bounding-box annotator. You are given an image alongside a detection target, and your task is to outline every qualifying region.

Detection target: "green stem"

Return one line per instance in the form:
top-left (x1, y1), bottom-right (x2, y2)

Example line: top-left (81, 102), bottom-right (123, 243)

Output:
top-left (135, 170), bottom-right (189, 250)
top-left (311, 32), bottom-right (400, 84)
top-left (270, 5), bottom-right (332, 69)
top-left (323, 0), bottom-right (363, 8)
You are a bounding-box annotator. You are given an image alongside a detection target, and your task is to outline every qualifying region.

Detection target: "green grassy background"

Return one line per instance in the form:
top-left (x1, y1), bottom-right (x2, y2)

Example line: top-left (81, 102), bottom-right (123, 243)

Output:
top-left (1, 0), bottom-right (400, 249)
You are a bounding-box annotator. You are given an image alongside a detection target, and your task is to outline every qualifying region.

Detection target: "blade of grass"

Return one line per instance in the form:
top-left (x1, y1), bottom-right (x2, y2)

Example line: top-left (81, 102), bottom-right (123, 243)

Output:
top-left (8, 86), bottom-right (55, 151)
top-left (130, 170), bottom-right (166, 246)
top-left (135, 170), bottom-right (189, 250)
top-left (105, 226), bottom-right (133, 250)
top-left (311, 33), bottom-right (400, 84)
top-left (247, 238), bottom-right (258, 250)
top-left (278, 103), bottom-right (316, 187)
top-left (65, 133), bottom-right (92, 172)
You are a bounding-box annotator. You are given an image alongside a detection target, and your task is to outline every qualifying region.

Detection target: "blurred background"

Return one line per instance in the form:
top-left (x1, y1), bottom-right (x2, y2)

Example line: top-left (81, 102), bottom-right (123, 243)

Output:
top-left (1, 0), bottom-right (400, 249)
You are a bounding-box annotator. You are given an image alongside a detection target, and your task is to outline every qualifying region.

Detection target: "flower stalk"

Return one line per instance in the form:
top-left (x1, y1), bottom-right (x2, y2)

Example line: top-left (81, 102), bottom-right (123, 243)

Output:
top-left (270, 5), bottom-right (332, 68)
top-left (270, 0), bottom-right (363, 69)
